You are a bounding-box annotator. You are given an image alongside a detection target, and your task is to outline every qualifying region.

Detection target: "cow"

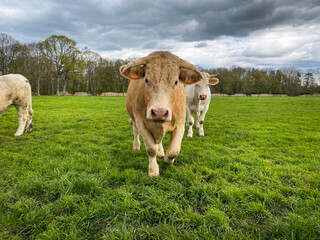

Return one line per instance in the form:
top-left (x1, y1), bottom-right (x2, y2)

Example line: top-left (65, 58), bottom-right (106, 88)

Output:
top-left (120, 51), bottom-right (202, 177)
top-left (0, 74), bottom-right (33, 136)
top-left (185, 72), bottom-right (219, 138)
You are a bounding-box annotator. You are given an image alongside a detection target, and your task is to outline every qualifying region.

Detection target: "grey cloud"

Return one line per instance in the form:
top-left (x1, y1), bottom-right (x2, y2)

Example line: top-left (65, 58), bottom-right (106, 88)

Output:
top-left (1, 0), bottom-right (320, 51)
top-left (141, 41), bottom-right (174, 50)
top-left (194, 42), bottom-right (208, 48)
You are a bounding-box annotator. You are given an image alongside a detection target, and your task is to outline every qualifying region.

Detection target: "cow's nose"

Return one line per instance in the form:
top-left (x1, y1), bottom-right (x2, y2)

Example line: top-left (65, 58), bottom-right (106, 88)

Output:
top-left (199, 94), bottom-right (207, 100)
top-left (151, 108), bottom-right (169, 121)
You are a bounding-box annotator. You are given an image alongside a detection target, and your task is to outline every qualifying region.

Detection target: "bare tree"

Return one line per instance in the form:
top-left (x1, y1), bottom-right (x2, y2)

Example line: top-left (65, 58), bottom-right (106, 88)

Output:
top-left (0, 33), bottom-right (19, 75)
top-left (82, 47), bottom-right (101, 94)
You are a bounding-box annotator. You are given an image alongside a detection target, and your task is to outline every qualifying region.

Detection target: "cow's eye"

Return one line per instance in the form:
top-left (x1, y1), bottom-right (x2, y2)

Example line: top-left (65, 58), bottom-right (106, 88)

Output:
top-left (145, 79), bottom-right (149, 83)
top-left (175, 81), bottom-right (178, 85)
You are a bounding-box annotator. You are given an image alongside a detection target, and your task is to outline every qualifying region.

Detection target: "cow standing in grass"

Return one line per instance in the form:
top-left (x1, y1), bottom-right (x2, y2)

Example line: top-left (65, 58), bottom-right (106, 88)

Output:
top-left (120, 51), bottom-right (202, 177)
top-left (185, 72), bottom-right (219, 137)
top-left (0, 74), bottom-right (33, 136)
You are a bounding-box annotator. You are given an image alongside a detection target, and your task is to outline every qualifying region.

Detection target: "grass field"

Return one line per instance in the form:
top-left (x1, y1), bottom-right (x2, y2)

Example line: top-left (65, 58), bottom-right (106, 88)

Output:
top-left (0, 96), bottom-right (320, 239)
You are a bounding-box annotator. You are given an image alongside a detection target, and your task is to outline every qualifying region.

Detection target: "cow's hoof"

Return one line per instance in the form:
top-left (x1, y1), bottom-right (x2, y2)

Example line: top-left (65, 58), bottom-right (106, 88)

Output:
top-left (14, 133), bottom-right (23, 137)
top-left (187, 134), bottom-right (193, 138)
top-left (148, 171), bottom-right (160, 177)
top-left (157, 147), bottom-right (165, 158)
top-left (26, 123), bottom-right (33, 133)
top-left (148, 165), bottom-right (159, 177)
top-left (133, 143), bottom-right (140, 150)
top-left (164, 157), bottom-right (175, 165)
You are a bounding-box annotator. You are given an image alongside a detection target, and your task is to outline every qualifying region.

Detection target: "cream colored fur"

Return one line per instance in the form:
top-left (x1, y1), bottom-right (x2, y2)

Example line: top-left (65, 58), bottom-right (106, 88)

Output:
top-left (0, 74), bottom-right (33, 136)
top-left (185, 72), bottom-right (219, 137)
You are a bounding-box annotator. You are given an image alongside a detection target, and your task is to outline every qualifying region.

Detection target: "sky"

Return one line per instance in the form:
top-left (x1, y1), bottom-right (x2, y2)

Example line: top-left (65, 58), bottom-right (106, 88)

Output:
top-left (1, 0), bottom-right (320, 71)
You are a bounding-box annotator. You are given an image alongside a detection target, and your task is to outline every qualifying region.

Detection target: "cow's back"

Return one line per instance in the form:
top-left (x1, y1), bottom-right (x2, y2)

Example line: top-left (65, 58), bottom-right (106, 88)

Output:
top-left (0, 74), bottom-right (30, 87)
top-left (0, 74), bottom-right (31, 111)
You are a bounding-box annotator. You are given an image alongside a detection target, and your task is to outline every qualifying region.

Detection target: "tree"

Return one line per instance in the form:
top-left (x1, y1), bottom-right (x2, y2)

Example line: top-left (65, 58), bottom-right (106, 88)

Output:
top-left (302, 73), bottom-right (317, 94)
top-left (82, 48), bottom-right (101, 94)
top-left (280, 68), bottom-right (302, 96)
top-left (43, 35), bottom-right (80, 95)
top-left (0, 33), bottom-right (20, 75)
top-left (251, 70), bottom-right (269, 94)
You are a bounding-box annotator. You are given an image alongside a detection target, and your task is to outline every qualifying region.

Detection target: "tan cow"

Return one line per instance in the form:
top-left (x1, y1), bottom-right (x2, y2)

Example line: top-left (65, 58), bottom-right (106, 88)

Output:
top-left (0, 74), bottom-right (33, 136)
top-left (120, 51), bottom-right (202, 177)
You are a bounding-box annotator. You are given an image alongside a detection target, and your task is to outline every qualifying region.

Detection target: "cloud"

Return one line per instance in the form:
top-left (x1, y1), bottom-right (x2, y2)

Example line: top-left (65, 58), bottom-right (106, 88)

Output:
top-left (194, 42), bottom-right (208, 48)
top-left (1, 0), bottom-right (320, 70)
top-left (101, 23), bottom-right (320, 71)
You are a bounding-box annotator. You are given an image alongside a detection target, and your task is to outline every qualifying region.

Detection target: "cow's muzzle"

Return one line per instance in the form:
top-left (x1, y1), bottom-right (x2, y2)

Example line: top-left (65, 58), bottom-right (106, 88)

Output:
top-left (199, 94), bottom-right (207, 100)
top-left (147, 107), bottom-right (172, 122)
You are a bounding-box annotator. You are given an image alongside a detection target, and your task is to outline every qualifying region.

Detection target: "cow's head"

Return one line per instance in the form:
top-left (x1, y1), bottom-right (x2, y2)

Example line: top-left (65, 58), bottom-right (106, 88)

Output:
top-left (194, 72), bottom-right (219, 100)
top-left (120, 51), bottom-right (202, 122)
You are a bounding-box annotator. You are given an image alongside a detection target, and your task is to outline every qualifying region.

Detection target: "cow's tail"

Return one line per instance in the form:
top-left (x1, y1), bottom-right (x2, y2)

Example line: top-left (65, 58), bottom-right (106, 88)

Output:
top-left (26, 85), bottom-right (34, 133)
top-left (27, 87), bottom-right (34, 117)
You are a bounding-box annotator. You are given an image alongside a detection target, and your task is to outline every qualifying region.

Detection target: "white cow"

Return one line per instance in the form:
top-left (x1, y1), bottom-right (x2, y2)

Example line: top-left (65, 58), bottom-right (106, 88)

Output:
top-left (0, 74), bottom-right (33, 136)
top-left (185, 72), bottom-right (219, 137)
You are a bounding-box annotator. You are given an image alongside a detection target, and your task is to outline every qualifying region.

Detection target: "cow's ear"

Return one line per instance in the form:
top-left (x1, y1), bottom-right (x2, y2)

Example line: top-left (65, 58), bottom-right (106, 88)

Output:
top-left (178, 59), bottom-right (202, 85)
top-left (120, 57), bottom-right (147, 80)
top-left (209, 75), bottom-right (219, 85)
top-left (120, 64), bottom-right (145, 80)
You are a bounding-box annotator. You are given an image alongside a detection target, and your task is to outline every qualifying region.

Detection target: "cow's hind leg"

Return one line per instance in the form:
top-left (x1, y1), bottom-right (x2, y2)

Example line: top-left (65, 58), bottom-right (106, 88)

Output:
top-left (26, 103), bottom-right (33, 133)
top-left (130, 119), bottom-right (140, 150)
top-left (14, 105), bottom-right (28, 137)
top-left (164, 125), bottom-right (184, 164)
top-left (195, 102), bottom-right (201, 129)
top-left (157, 141), bottom-right (165, 159)
top-left (186, 107), bottom-right (194, 138)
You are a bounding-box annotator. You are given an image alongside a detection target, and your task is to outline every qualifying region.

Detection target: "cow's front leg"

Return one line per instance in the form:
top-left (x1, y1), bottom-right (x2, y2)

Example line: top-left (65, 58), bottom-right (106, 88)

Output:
top-left (164, 125), bottom-right (184, 164)
top-left (186, 107), bottom-right (194, 138)
top-left (14, 106), bottom-right (27, 137)
top-left (198, 107), bottom-right (208, 137)
top-left (135, 118), bottom-right (160, 177)
top-left (145, 141), bottom-right (160, 177)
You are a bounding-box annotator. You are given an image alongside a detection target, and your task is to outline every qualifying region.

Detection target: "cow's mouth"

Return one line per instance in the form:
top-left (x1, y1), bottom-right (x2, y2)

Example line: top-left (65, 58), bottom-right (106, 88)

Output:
top-left (150, 119), bottom-right (166, 124)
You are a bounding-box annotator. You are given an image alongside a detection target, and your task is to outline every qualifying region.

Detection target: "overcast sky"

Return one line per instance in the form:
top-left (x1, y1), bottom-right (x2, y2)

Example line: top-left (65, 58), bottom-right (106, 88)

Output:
top-left (1, 0), bottom-right (320, 71)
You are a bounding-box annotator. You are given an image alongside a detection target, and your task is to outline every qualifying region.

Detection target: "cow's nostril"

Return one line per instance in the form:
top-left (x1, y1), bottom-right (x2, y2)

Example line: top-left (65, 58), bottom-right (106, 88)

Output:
top-left (164, 110), bottom-right (169, 119)
top-left (149, 108), bottom-right (170, 121)
top-left (151, 109), bottom-right (156, 118)
top-left (200, 94), bottom-right (207, 99)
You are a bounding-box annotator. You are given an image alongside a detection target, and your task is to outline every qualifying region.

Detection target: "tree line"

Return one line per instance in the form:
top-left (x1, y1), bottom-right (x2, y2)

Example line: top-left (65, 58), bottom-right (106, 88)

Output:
top-left (1, 33), bottom-right (319, 96)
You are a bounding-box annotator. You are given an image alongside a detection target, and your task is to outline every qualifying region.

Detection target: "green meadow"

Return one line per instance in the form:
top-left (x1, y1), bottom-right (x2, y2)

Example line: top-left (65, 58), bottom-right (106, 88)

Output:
top-left (0, 96), bottom-right (319, 239)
